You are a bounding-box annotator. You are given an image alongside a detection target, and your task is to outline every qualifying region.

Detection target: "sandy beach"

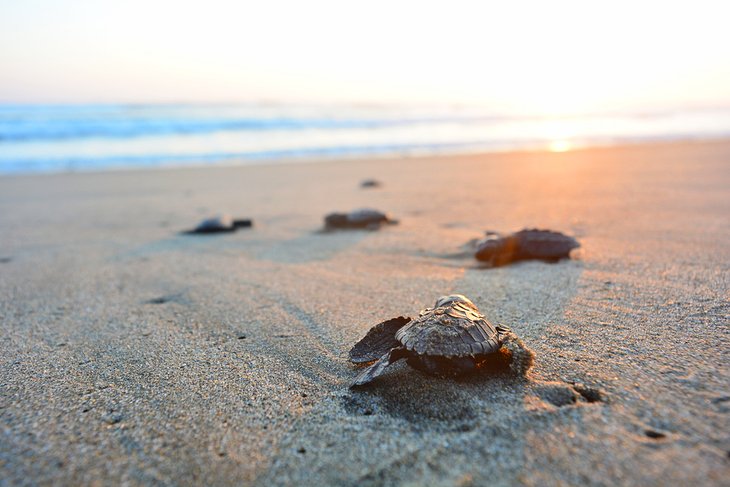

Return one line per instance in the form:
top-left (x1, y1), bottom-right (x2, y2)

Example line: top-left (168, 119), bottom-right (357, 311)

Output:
top-left (1, 140), bottom-right (728, 485)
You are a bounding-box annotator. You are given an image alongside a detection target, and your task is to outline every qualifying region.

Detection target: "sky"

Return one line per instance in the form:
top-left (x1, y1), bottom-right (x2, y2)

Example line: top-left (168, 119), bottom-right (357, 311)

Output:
top-left (1, 0), bottom-right (729, 115)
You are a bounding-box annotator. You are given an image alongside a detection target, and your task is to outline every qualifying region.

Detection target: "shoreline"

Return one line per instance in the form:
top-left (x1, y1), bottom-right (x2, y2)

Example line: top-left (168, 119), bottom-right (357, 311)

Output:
top-left (3, 135), bottom-right (730, 178)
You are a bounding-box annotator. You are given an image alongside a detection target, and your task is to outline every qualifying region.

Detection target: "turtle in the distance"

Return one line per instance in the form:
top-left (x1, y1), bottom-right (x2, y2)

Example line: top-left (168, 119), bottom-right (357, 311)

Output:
top-left (360, 179), bottom-right (382, 188)
top-left (349, 294), bottom-right (533, 387)
top-left (324, 208), bottom-right (398, 231)
top-left (183, 215), bottom-right (253, 234)
top-left (474, 229), bottom-right (579, 266)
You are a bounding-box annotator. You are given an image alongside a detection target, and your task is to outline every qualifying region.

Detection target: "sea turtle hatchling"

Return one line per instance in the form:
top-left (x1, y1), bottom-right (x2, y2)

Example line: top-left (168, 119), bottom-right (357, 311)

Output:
top-left (183, 215), bottom-right (253, 234)
top-left (474, 228), bottom-right (579, 266)
top-left (324, 208), bottom-right (398, 231)
top-left (360, 178), bottom-right (382, 188)
top-left (349, 295), bottom-right (534, 387)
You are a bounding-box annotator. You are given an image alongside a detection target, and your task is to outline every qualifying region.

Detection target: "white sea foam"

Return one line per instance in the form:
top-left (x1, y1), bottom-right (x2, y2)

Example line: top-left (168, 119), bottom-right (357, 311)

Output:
top-left (1, 103), bottom-right (729, 173)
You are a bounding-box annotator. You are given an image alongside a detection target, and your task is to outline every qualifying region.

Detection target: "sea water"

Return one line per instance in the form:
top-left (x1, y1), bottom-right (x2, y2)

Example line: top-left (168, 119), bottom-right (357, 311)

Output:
top-left (1, 103), bottom-right (729, 174)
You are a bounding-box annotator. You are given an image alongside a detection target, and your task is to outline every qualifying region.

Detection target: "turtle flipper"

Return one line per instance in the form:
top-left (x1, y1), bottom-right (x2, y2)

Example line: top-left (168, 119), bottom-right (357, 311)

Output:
top-left (349, 316), bottom-right (411, 364)
top-left (495, 325), bottom-right (535, 377)
top-left (350, 347), bottom-right (408, 388)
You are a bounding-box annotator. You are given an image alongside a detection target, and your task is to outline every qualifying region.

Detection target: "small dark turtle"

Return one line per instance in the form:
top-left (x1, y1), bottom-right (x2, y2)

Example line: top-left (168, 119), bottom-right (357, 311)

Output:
top-left (324, 208), bottom-right (398, 231)
top-left (349, 295), bottom-right (533, 387)
top-left (183, 215), bottom-right (253, 234)
top-left (474, 228), bottom-right (579, 266)
top-left (360, 179), bottom-right (382, 188)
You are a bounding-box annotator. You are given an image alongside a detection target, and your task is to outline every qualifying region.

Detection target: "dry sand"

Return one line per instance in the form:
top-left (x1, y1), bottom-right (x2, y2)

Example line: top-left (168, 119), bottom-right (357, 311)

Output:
top-left (1, 140), bottom-right (728, 486)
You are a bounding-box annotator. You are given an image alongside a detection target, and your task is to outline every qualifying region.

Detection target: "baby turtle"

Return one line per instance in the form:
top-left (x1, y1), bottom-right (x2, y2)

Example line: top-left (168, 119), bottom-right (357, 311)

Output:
top-left (360, 178), bottom-right (382, 188)
top-left (474, 228), bottom-right (579, 266)
top-left (183, 215), bottom-right (253, 234)
top-left (349, 294), bottom-right (533, 387)
top-left (324, 208), bottom-right (398, 231)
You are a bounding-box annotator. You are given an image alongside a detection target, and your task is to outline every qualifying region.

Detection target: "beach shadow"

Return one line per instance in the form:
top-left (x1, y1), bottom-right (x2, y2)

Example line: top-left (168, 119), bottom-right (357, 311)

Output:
top-left (110, 233), bottom-right (252, 263)
top-left (253, 365), bottom-right (606, 486)
top-left (345, 366), bottom-right (517, 429)
top-left (113, 225), bottom-right (376, 265)
top-left (249, 230), bottom-right (371, 264)
top-left (344, 360), bottom-right (605, 424)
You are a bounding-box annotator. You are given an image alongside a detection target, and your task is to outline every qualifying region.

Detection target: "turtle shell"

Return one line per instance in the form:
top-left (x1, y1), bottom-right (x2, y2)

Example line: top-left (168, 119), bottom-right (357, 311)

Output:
top-left (195, 215), bottom-right (235, 232)
top-left (324, 208), bottom-right (393, 229)
top-left (395, 300), bottom-right (503, 357)
top-left (512, 228), bottom-right (579, 259)
top-left (475, 228), bottom-right (579, 264)
top-left (433, 294), bottom-right (477, 309)
top-left (188, 215), bottom-right (252, 234)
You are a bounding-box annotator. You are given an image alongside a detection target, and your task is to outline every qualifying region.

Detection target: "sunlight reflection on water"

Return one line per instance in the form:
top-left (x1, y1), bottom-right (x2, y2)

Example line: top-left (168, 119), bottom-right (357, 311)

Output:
top-left (1, 104), bottom-right (729, 173)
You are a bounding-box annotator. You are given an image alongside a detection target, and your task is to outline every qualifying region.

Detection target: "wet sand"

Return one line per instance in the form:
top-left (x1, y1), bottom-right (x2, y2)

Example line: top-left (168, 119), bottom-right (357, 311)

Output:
top-left (1, 140), bottom-right (728, 485)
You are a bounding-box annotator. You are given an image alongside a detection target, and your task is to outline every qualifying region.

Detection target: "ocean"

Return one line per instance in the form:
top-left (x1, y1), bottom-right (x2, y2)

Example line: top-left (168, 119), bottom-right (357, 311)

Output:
top-left (1, 103), bottom-right (729, 174)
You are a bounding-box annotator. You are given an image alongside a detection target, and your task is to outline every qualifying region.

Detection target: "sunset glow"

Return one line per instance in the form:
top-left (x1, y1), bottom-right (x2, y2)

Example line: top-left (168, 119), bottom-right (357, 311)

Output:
top-left (1, 0), bottom-right (729, 114)
top-left (549, 140), bottom-right (573, 153)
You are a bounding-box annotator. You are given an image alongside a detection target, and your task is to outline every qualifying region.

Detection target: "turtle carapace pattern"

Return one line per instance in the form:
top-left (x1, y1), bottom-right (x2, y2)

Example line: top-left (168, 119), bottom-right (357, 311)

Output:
top-left (183, 215), bottom-right (253, 234)
top-left (324, 208), bottom-right (397, 231)
top-left (349, 295), bottom-right (533, 387)
top-left (475, 229), bottom-right (579, 266)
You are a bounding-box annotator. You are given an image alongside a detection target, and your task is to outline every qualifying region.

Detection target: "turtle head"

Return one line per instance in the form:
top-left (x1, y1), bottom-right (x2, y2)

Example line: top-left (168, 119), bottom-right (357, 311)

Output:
top-left (434, 294), bottom-right (476, 309)
top-left (233, 219), bottom-right (253, 228)
top-left (474, 234), bottom-right (508, 262)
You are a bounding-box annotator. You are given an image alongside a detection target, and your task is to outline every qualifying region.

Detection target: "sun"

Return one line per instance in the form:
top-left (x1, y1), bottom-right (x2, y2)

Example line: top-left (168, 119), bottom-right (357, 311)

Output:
top-left (548, 140), bottom-right (573, 153)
